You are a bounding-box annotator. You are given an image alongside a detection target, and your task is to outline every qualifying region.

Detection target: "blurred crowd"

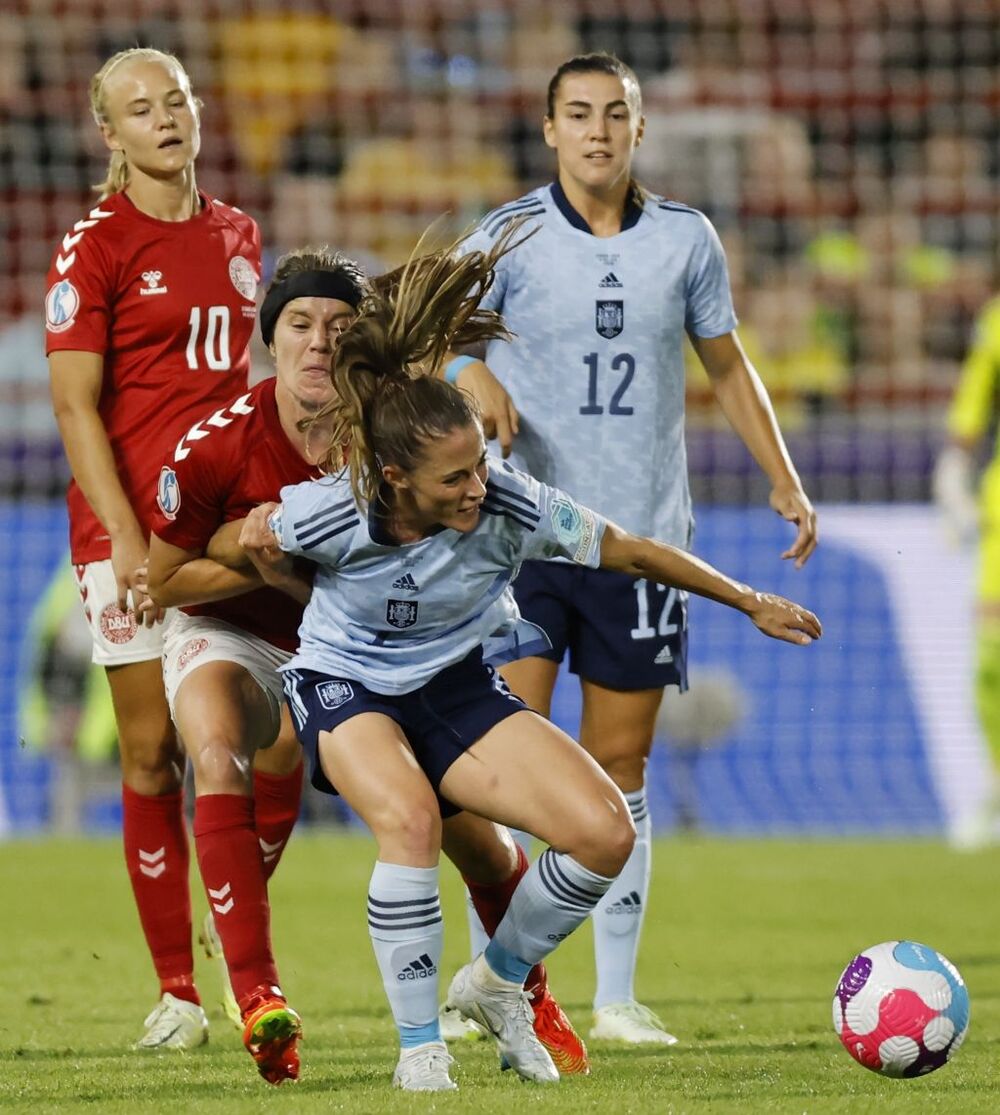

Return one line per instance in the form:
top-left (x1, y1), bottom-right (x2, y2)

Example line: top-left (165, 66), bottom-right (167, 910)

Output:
top-left (2, 0), bottom-right (999, 497)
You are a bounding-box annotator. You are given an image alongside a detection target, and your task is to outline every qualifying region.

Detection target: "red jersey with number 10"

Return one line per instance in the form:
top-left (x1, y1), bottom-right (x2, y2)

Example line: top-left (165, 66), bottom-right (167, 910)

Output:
top-left (45, 190), bottom-right (260, 564)
top-left (151, 376), bottom-right (317, 651)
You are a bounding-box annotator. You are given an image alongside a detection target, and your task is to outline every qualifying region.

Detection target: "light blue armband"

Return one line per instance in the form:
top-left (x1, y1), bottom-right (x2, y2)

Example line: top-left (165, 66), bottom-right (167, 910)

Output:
top-left (444, 354), bottom-right (477, 384)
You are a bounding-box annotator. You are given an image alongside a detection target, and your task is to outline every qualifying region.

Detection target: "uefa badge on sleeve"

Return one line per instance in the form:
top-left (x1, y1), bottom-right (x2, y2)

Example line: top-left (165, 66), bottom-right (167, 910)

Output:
top-left (45, 279), bottom-right (80, 333)
top-left (157, 466), bottom-right (181, 521)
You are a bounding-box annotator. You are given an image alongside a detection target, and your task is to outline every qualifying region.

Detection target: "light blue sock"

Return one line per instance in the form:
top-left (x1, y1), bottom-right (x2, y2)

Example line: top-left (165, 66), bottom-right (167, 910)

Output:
top-left (466, 829), bottom-right (534, 960)
top-left (593, 786), bottom-right (651, 1010)
top-left (485, 848), bottom-right (615, 983)
top-left (367, 861), bottom-right (443, 1049)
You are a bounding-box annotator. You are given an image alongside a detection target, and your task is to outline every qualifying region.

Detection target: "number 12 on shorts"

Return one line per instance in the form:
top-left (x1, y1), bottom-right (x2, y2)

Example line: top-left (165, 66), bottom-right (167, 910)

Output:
top-left (630, 581), bottom-right (683, 641)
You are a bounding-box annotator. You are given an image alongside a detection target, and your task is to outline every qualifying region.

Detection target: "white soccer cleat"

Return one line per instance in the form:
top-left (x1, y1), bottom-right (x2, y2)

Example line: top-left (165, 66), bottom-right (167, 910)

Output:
top-left (438, 1003), bottom-right (488, 1042)
top-left (590, 1001), bottom-right (679, 1045)
top-left (134, 993), bottom-right (209, 1051)
top-left (199, 911), bottom-right (242, 1027)
top-left (446, 955), bottom-right (559, 1084)
top-left (392, 1040), bottom-right (458, 1091)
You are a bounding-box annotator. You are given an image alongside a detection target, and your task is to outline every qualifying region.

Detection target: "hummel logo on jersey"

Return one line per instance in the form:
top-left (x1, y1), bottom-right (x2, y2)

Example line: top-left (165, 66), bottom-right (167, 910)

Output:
top-left (391, 572), bottom-right (420, 593)
top-left (599, 272), bottom-right (623, 288)
top-left (653, 646), bottom-right (674, 665)
top-left (605, 890), bottom-right (643, 915)
top-left (397, 953), bottom-right (437, 981)
top-left (139, 269), bottom-right (168, 296)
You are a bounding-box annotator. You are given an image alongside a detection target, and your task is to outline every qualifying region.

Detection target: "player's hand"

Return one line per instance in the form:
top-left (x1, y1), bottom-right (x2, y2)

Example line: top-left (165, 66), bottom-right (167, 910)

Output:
top-left (770, 482), bottom-right (818, 568)
top-left (239, 503), bottom-right (287, 573)
top-left (131, 563), bottom-right (166, 627)
top-left (454, 359), bottom-right (519, 457)
top-left (110, 529), bottom-right (163, 628)
top-left (743, 591), bottom-right (822, 645)
top-left (932, 445), bottom-right (979, 547)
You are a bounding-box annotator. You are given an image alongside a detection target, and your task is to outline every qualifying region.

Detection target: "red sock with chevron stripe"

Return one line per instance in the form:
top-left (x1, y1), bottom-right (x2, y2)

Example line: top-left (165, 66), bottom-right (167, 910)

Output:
top-left (252, 763), bottom-right (303, 884)
top-left (193, 794), bottom-right (279, 1005)
top-left (121, 783), bottom-right (199, 1005)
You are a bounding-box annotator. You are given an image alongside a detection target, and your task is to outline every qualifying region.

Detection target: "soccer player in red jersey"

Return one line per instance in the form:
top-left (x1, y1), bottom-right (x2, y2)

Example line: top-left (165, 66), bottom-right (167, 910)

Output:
top-left (147, 247), bottom-right (589, 1085)
top-left (45, 48), bottom-right (302, 1051)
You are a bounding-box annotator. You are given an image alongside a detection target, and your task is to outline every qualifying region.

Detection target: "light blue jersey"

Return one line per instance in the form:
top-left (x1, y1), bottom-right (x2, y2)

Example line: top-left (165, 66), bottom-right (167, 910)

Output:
top-left (462, 182), bottom-right (737, 546)
top-left (273, 458), bottom-right (607, 695)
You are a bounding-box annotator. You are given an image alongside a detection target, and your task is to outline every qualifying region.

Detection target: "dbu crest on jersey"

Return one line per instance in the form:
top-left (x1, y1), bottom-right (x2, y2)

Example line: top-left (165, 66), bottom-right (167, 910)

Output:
top-left (157, 466), bottom-right (181, 521)
top-left (317, 680), bottom-right (354, 710)
top-left (595, 300), bottom-right (624, 338)
top-left (386, 599), bottom-right (418, 629)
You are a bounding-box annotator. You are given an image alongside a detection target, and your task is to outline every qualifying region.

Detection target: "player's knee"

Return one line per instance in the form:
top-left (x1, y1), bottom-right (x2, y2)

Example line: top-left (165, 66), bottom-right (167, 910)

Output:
top-left (119, 727), bottom-right (183, 792)
top-left (441, 819), bottom-right (517, 883)
top-left (187, 734), bottom-right (253, 793)
top-left (564, 801), bottom-right (635, 877)
top-left (373, 798), bottom-right (442, 861)
top-left (596, 748), bottom-right (648, 791)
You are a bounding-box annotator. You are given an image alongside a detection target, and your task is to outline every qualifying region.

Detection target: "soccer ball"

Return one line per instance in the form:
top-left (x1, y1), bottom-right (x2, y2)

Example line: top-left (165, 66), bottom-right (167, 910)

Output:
top-left (832, 940), bottom-right (969, 1077)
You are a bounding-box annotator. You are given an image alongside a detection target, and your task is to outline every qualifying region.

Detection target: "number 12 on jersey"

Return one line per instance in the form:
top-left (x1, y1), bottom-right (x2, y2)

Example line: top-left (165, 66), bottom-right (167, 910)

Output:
top-left (186, 306), bottom-right (231, 371)
top-left (581, 352), bottom-right (635, 416)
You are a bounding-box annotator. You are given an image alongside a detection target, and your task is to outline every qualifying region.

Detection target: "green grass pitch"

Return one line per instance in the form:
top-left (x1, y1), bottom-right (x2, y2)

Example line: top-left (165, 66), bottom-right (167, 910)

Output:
top-left (1, 834), bottom-right (997, 1113)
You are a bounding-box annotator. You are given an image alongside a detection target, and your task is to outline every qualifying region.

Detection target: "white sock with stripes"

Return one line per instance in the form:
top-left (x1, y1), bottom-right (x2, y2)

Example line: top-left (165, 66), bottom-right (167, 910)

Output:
top-left (367, 861), bottom-right (443, 1048)
top-left (484, 848), bottom-right (615, 984)
top-left (465, 828), bottom-right (534, 959)
top-left (593, 786), bottom-right (651, 1010)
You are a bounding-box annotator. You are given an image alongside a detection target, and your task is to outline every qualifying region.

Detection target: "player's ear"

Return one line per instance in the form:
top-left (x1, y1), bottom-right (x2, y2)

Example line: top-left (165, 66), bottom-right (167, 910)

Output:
top-left (381, 462), bottom-right (407, 491)
top-left (634, 114), bottom-right (645, 148)
top-left (542, 115), bottom-right (557, 150)
top-left (100, 122), bottom-right (122, 153)
top-left (268, 342), bottom-right (276, 358)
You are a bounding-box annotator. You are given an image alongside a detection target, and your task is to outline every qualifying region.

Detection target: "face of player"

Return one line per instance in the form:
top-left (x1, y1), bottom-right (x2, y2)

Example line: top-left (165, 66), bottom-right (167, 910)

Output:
top-left (384, 422), bottom-right (489, 537)
top-left (272, 296), bottom-right (355, 412)
top-left (543, 70), bottom-right (644, 195)
top-left (100, 59), bottom-right (201, 180)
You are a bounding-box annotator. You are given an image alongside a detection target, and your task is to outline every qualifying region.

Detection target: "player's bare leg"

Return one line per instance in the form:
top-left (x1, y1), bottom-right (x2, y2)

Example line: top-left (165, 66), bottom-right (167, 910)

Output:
top-left (580, 679), bottom-right (677, 1045)
top-left (175, 661), bottom-right (301, 1083)
top-left (108, 660), bottom-right (207, 1050)
top-left (317, 714), bottom-right (454, 1090)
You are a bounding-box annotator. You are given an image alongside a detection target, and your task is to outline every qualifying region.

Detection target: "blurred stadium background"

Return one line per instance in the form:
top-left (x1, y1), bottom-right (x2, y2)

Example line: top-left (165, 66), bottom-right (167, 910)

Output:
top-left (1, 0), bottom-right (996, 838)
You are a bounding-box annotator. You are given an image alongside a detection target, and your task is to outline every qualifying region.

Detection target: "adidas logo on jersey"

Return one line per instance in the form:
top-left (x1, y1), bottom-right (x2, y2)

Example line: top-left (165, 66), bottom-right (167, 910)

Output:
top-left (605, 890), bottom-right (643, 916)
top-left (653, 646), bottom-right (674, 665)
top-left (599, 272), bottom-right (623, 288)
top-left (391, 572), bottom-right (420, 592)
top-left (397, 953), bottom-right (437, 980)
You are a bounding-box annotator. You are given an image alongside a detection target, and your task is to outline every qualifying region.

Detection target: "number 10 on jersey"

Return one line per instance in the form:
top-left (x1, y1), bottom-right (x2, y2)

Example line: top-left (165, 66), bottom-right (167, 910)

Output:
top-left (186, 305), bottom-right (231, 371)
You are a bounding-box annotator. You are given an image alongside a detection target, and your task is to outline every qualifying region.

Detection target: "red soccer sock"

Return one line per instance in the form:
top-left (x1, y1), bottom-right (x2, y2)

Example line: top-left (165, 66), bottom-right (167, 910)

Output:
top-left (193, 794), bottom-right (280, 1007)
top-left (253, 762), bottom-right (303, 884)
top-left (121, 784), bottom-right (198, 1004)
top-left (465, 843), bottom-right (547, 999)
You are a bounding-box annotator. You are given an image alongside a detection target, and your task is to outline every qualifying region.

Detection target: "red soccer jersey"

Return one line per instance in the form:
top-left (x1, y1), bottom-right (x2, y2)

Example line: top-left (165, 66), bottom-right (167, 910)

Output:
top-left (150, 376), bottom-right (317, 651)
top-left (44, 190), bottom-right (261, 564)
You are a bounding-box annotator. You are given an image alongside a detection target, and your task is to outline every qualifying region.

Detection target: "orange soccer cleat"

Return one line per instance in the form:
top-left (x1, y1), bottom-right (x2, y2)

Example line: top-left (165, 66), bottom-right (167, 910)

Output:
top-left (530, 986), bottom-right (590, 1075)
top-left (241, 987), bottom-right (303, 1085)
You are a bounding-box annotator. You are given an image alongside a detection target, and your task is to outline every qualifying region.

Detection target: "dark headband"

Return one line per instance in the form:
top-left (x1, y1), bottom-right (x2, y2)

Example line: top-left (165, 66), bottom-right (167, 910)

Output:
top-left (259, 269), bottom-right (366, 346)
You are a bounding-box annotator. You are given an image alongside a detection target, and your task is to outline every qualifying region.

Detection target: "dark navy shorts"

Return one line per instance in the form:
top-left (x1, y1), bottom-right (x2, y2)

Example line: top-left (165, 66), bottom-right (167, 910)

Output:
top-left (282, 649), bottom-right (527, 817)
top-left (510, 561), bottom-right (689, 692)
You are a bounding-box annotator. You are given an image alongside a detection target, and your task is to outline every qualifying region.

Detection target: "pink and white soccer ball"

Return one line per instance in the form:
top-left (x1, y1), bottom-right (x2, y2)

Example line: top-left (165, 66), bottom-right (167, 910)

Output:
top-left (832, 940), bottom-right (970, 1077)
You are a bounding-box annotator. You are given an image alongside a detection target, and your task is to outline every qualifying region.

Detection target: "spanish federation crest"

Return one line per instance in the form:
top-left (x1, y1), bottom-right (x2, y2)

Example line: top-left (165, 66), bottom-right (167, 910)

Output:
top-left (386, 598), bottom-right (418, 629)
top-left (595, 299), bottom-right (623, 339)
top-left (317, 680), bottom-right (354, 710)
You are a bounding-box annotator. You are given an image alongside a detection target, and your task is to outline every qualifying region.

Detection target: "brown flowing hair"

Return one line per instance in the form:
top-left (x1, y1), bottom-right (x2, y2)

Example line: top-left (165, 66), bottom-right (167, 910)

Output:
top-left (306, 221), bottom-right (528, 510)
